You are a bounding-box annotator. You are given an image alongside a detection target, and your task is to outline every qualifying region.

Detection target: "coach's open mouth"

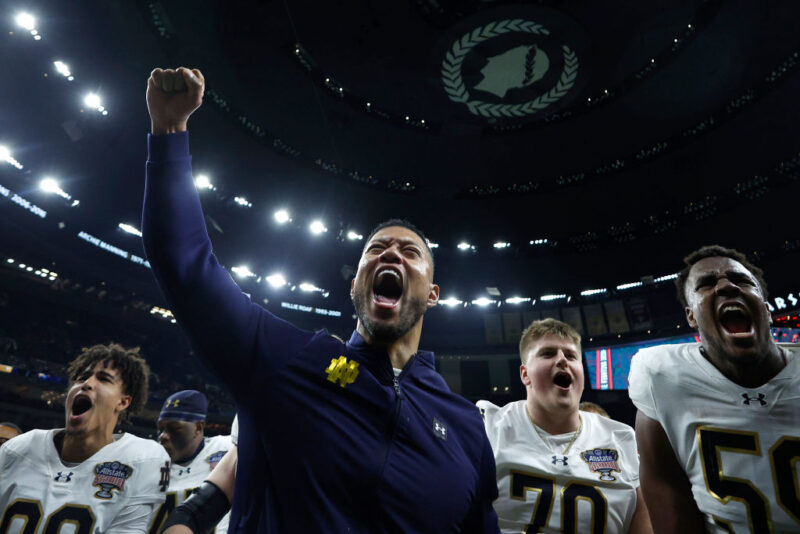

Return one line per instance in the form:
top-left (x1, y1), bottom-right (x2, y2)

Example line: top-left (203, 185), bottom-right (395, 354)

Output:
top-left (718, 302), bottom-right (754, 337)
top-left (372, 268), bottom-right (403, 309)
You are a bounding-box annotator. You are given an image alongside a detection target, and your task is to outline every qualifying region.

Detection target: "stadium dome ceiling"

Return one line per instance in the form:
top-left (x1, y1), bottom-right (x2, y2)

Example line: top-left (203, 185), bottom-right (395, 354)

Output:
top-left (1, 0), bottom-right (800, 311)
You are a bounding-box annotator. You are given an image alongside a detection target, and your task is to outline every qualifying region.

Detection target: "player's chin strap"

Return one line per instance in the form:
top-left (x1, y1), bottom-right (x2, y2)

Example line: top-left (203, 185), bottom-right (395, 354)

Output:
top-left (160, 480), bottom-right (230, 534)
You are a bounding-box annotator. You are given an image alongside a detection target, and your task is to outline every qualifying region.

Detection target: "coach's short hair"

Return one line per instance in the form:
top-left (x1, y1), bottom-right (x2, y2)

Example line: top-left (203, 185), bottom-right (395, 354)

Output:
top-left (66, 343), bottom-right (150, 421)
top-left (675, 245), bottom-right (768, 307)
top-left (364, 219), bottom-right (434, 270)
top-left (519, 318), bottom-right (582, 362)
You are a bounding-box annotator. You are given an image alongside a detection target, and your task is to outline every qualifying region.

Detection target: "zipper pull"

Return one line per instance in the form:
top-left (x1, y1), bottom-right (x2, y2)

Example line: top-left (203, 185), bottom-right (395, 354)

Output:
top-left (393, 376), bottom-right (401, 396)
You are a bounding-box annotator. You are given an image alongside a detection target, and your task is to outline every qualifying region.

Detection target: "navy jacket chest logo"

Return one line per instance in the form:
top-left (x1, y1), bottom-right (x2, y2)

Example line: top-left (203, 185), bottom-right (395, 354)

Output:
top-left (326, 356), bottom-right (360, 388)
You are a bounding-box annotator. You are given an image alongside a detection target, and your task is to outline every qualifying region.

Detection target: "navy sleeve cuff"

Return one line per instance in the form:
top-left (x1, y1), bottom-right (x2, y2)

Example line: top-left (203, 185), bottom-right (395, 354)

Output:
top-left (147, 131), bottom-right (190, 162)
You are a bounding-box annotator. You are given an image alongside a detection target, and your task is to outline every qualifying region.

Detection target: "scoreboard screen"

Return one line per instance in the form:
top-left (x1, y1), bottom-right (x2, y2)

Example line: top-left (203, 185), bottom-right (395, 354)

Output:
top-left (584, 327), bottom-right (798, 390)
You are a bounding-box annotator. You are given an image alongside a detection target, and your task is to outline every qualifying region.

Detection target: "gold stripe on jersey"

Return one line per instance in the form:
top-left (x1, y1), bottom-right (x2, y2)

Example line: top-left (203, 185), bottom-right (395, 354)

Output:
top-left (509, 470), bottom-right (556, 531)
top-left (0, 500), bottom-right (97, 534)
top-left (560, 481), bottom-right (608, 534)
top-left (712, 515), bottom-right (736, 534)
top-left (42, 503), bottom-right (96, 534)
top-left (697, 426), bottom-right (773, 533)
top-left (0, 499), bottom-right (43, 534)
top-left (768, 436), bottom-right (800, 524)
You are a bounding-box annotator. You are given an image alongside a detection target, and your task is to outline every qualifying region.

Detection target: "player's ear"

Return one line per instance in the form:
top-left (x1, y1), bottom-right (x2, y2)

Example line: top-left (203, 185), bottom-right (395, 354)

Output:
top-left (350, 277), bottom-right (355, 298)
top-left (685, 306), bottom-right (697, 329)
top-left (196, 421), bottom-right (205, 435)
top-left (117, 395), bottom-right (132, 414)
top-left (520, 363), bottom-right (531, 387)
top-left (765, 302), bottom-right (773, 324)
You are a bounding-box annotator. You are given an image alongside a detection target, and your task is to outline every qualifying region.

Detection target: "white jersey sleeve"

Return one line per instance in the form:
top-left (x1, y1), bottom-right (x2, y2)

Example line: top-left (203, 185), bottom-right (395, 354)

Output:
top-left (230, 415), bottom-right (238, 446)
top-left (106, 502), bottom-right (159, 533)
top-left (0, 429), bottom-right (170, 534)
top-left (148, 434), bottom-right (234, 534)
top-left (627, 342), bottom-right (800, 533)
top-left (628, 346), bottom-right (660, 420)
top-left (478, 399), bottom-right (640, 534)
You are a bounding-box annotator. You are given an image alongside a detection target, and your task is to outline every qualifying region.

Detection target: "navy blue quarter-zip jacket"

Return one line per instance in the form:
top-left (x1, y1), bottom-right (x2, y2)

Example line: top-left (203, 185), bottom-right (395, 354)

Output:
top-left (142, 132), bottom-right (500, 533)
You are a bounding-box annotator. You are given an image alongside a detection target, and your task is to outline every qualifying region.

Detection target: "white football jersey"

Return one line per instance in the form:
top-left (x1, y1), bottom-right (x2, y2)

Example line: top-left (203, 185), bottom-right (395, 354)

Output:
top-left (478, 399), bottom-right (640, 533)
top-left (230, 415), bottom-right (238, 446)
top-left (628, 342), bottom-right (800, 533)
top-left (0, 429), bottom-right (170, 534)
top-left (148, 434), bottom-right (233, 534)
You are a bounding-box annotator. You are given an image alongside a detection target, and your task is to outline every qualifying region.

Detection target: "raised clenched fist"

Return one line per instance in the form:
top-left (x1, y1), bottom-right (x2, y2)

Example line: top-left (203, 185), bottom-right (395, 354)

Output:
top-left (146, 67), bottom-right (205, 135)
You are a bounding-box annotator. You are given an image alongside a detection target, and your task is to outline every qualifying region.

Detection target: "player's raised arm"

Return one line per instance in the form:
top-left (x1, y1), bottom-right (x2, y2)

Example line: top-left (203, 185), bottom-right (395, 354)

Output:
top-left (142, 68), bottom-right (308, 393)
top-left (635, 411), bottom-right (705, 534)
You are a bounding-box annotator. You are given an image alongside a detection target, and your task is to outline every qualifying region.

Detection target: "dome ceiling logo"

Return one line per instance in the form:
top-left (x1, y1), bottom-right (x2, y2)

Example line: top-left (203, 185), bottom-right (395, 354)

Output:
top-left (440, 18), bottom-right (579, 119)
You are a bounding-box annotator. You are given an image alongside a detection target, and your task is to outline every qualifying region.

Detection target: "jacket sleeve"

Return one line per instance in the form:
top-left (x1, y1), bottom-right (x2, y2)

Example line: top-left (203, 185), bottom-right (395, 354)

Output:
top-left (462, 435), bottom-right (500, 533)
top-left (141, 132), bottom-right (310, 395)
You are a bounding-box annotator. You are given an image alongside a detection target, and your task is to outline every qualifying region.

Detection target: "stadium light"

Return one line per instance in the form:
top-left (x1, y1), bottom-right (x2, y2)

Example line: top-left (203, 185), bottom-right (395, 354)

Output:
top-left (580, 288), bottom-right (607, 296)
top-left (14, 12), bottom-right (35, 31)
top-left (540, 294), bottom-right (567, 301)
top-left (40, 178), bottom-right (59, 193)
top-left (529, 239), bottom-right (549, 245)
top-left (471, 297), bottom-right (496, 307)
top-left (118, 223), bottom-right (142, 237)
top-left (346, 231), bottom-right (363, 241)
top-left (299, 282), bottom-right (320, 292)
top-left (427, 241), bottom-right (439, 249)
top-left (309, 220), bottom-right (327, 235)
top-left (266, 273), bottom-right (287, 288)
top-left (654, 273), bottom-right (679, 283)
top-left (234, 196), bottom-right (252, 208)
top-left (0, 146), bottom-right (23, 169)
top-left (457, 242), bottom-right (475, 251)
top-left (53, 61), bottom-right (73, 81)
top-left (84, 93), bottom-right (102, 110)
top-left (438, 297), bottom-right (463, 307)
top-left (40, 177), bottom-right (71, 199)
top-left (617, 281), bottom-right (642, 290)
top-left (274, 209), bottom-right (291, 224)
top-left (505, 297), bottom-right (531, 305)
top-left (493, 241), bottom-right (511, 249)
top-left (231, 265), bottom-right (255, 279)
top-left (194, 174), bottom-right (213, 190)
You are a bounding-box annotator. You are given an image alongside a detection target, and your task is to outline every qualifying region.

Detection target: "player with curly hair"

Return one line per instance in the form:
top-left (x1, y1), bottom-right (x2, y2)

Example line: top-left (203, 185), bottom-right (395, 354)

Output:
top-left (0, 343), bottom-right (171, 532)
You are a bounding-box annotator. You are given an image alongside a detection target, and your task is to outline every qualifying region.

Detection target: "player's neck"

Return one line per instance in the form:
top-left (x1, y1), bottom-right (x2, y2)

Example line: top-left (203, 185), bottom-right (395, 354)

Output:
top-left (702, 342), bottom-right (786, 388)
top-left (58, 428), bottom-right (114, 464)
top-left (176, 438), bottom-right (206, 465)
top-left (526, 400), bottom-right (580, 435)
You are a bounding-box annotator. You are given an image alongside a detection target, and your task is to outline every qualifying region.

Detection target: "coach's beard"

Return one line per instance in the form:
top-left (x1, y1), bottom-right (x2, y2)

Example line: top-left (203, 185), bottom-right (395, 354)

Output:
top-left (352, 289), bottom-right (427, 344)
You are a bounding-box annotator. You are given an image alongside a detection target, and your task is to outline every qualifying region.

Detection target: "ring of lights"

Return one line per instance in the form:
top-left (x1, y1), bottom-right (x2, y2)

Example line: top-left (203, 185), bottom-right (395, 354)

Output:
top-left (440, 19), bottom-right (579, 118)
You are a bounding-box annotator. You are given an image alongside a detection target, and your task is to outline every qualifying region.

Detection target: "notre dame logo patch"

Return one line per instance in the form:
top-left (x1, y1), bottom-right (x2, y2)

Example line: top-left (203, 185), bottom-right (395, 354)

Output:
top-left (325, 356), bottom-right (360, 388)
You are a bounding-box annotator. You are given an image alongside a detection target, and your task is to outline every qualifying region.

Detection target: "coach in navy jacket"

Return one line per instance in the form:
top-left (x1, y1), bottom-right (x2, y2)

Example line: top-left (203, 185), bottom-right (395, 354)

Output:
top-left (142, 67), bottom-right (500, 533)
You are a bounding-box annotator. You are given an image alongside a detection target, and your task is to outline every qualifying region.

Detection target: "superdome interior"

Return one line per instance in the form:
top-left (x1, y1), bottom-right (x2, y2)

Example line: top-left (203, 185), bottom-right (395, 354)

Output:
top-left (1, 0), bottom-right (800, 428)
